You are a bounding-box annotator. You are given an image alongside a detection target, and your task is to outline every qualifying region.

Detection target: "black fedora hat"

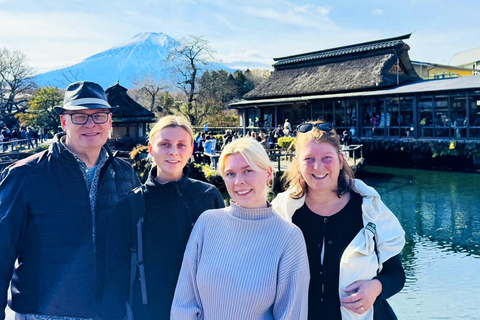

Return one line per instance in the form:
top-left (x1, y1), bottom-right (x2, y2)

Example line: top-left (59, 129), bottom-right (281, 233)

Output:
top-left (54, 81), bottom-right (118, 114)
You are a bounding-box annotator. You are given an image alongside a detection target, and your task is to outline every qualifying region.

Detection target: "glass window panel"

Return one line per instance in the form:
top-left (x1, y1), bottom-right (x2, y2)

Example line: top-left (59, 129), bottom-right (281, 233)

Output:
top-left (360, 99), bottom-right (373, 137)
top-left (451, 96), bottom-right (466, 138)
top-left (469, 95), bottom-right (480, 138)
top-left (433, 96), bottom-right (449, 138)
top-left (418, 96), bottom-right (434, 138)
top-left (323, 100), bottom-right (334, 123)
top-left (399, 97), bottom-right (414, 138)
top-left (386, 97), bottom-right (399, 137)
top-left (260, 106), bottom-right (274, 129)
top-left (371, 99), bottom-right (384, 137)
top-left (312, 101), bottom-right (324, 121)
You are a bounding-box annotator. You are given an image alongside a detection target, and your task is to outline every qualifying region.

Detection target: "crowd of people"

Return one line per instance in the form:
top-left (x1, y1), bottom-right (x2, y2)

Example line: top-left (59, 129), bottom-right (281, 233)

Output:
top-left (0, 81), bottom-right (405, 320)
top-left (1, 125), bottom-right (51, 152)
top-left (191, 120), bottom-right (296, 162)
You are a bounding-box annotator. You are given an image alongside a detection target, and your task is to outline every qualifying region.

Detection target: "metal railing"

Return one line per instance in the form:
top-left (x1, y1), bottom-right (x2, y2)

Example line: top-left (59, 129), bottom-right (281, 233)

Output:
top-left (0, 138), bottom-right (42, 153)
top-left (341, 144), bottom-right (364, 170)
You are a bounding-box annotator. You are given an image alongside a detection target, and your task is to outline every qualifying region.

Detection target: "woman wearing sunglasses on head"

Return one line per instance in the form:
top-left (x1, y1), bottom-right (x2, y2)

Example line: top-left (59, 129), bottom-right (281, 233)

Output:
top-left (272, 121), bottom-right (406, 320)
top-left (171, 137), bottom-right (310, 320)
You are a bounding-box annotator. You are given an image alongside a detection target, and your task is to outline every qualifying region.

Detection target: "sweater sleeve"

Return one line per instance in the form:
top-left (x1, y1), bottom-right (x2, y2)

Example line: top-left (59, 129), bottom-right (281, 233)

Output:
top-left (171, 222), bottom-right (203, 320)
top-left (374, 254), bottom-right (405, 300)
top-left (273, 228), bottom-right (310, 320)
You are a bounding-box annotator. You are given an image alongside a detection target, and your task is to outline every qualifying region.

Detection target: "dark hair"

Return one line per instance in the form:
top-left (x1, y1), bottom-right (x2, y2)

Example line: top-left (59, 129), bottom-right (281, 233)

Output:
top-left (282, 120), bottom-right (354, 199)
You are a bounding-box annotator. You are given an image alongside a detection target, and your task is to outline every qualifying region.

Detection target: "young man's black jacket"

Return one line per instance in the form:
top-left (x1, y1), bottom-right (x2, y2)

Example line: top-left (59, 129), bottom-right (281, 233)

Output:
top-left (0, 136), bottom-right (140, 319)
top-left (102, 168), bottom-right (225, 320)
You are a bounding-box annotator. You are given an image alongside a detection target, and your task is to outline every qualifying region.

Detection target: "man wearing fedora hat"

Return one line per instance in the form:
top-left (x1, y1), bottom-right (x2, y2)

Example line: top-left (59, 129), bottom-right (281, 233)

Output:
top-left (0, 81), bottom-right (140, 319)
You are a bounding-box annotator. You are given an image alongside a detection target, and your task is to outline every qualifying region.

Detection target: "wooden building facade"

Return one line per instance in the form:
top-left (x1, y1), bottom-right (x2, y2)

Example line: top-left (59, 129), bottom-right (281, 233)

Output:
top-left (106, 83), bottom-right (156, 148)
top-left (230, 34), bottom-right (480, 141)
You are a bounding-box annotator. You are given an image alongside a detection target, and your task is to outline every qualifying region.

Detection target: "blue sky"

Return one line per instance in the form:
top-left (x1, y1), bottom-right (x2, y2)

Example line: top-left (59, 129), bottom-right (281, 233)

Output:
top-left (1, 0), bottom-right (479, 74)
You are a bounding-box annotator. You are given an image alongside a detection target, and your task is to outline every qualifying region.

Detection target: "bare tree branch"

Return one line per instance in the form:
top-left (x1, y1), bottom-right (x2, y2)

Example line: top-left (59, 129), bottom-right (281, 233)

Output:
top-left (0, 48), bottom-right (36, 115)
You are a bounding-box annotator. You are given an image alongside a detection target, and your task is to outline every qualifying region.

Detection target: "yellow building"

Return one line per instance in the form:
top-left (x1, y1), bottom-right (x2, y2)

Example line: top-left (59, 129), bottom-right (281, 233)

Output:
top-left (412, 61), bottom-right (474, 80)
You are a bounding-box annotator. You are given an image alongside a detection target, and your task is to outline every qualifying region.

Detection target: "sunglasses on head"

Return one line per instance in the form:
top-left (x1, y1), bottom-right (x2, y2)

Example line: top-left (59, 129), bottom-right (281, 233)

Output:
top-left (297, 122), bottom-right (335, 133)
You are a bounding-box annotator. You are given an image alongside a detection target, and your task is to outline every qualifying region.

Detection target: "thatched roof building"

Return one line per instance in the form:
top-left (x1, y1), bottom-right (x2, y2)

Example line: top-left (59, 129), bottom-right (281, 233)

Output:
top-left (245, 34), bottom-right (420, 99)
top-left (229, 34), bottom-right (480, 142)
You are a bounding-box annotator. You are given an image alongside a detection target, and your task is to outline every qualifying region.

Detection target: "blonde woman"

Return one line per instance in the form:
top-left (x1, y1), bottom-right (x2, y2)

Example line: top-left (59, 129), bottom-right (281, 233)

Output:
top-left (171, 138), bottom-right (310, 320)
top-left (272, 121), bottom-right (405, 320)
top-left (102, 115), bottom-right (224, 320)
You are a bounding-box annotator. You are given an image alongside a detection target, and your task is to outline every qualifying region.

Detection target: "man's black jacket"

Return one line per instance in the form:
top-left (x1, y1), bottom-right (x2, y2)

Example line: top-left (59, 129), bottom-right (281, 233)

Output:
top-left (0, 137), bottom-right (140, 318)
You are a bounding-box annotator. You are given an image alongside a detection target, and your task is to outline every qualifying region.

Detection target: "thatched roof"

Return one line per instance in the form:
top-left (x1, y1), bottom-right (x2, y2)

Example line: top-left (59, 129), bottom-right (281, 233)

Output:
top-left (106, 83), bottom-right (156, 123)
top-left (245, 34), bottom-right (421, 100)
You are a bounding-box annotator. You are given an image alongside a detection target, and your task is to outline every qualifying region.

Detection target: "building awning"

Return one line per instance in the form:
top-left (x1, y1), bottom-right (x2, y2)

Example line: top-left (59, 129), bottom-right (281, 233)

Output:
top-left (230, 76), bottom-right (480, 109)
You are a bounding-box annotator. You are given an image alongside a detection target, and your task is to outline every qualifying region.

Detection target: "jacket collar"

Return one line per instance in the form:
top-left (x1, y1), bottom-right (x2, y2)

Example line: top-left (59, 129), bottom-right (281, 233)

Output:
top-left (49, 132), bottom-right (114, 161)
top-left (144, 165), bottom-right (190, 191)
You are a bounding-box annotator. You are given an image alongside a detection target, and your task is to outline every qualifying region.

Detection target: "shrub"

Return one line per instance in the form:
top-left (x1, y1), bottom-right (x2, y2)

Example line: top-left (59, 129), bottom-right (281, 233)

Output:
top-left (214, 134), bottom-right (223, 144)
top-left (277, 137), bottom-right (295, 150)
top-left (129, 145), bottom-right (152, 183)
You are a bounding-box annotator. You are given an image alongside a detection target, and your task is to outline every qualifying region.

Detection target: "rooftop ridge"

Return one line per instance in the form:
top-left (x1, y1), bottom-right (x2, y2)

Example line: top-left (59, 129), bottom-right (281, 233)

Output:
top-left (273, 33), bottom-right (411, 67)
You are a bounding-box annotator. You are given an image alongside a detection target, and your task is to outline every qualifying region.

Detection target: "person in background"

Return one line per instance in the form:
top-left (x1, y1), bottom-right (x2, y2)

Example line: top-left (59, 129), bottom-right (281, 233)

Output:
top-left (0, 81), bottom-right (140, 320)
top-left (272, 120), bottom-right (405, 320)
top-left (222, 129), bottom-right (233, 150)
top-left (284, 118), bottom-right (292, 137)
top-left (102, 115), bottom-right (224, 320)
top-left (208, 132), bottom-right (217, 152)
top-left (171, 137), bottom-right (310, 320)
top-left (342, 130), bottom-right (352, 148)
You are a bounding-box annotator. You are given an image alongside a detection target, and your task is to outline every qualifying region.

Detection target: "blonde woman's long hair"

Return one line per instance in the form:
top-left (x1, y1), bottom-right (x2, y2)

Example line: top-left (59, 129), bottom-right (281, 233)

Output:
top-left (282, 121), bottom-right (354, 199)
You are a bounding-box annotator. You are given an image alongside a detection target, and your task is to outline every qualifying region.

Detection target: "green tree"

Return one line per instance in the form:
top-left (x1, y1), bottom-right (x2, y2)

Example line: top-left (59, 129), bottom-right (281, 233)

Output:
top-left (198, 70), bottom-right (237, 104)
top-left (233, 69), bottom-right (255, 97)
top-left (15, 86), bottom-right (62, 132)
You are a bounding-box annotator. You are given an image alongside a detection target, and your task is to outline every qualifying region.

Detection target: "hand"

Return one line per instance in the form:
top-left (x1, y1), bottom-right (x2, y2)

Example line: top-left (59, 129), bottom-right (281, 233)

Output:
top-left (340, 279), bottom-right (382, 314)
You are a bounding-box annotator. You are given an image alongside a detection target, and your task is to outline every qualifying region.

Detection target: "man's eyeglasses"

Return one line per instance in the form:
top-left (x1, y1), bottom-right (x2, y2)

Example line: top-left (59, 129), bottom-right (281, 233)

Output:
top-left (66, 112), bottom-right (110, 125)
top-left (297, 122), bottom-right (335, 133)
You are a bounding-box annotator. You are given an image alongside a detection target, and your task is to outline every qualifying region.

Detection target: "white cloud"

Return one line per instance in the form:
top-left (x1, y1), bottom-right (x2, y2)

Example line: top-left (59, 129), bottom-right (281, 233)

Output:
top-left (0, 11), bottom-right (122, 72)
top-left (216, 15), bottom-right (244, 31)
top-left (317, 6), bottom-right (331, 16)
top-left (241, 5), bottom-right (334, 30)
top-left (293, 4), bottom-right (313, 14)
top-left (372, 9), bottom-right (383, 15)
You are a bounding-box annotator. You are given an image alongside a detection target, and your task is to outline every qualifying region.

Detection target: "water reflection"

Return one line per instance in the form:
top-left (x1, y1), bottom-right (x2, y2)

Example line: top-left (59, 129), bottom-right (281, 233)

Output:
top-left (357, 166), bottom-right (480, 319)
top-left (357, 166), bottom-right (480, 256)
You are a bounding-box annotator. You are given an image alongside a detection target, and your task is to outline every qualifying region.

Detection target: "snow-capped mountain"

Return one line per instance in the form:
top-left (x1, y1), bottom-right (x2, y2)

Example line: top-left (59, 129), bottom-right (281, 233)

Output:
top-left (34, 32), bottom-right (234, 89)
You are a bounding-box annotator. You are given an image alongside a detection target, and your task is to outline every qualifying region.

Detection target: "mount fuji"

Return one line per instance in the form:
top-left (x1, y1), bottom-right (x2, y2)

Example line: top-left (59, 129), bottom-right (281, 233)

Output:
top-left (33, 32), bottom-right (235, 89)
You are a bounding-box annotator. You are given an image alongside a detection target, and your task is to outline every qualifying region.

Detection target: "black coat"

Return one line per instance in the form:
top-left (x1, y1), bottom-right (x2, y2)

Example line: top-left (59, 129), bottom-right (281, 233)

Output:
top-left (0, 137), bottom-right (140, 319)
top-left (102, 168), bottom-right (225, 320)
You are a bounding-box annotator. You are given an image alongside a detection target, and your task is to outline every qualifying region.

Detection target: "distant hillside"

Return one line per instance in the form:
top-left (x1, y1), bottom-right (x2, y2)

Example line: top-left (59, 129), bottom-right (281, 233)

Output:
top-left (33, 32), bottom-right (235, 89)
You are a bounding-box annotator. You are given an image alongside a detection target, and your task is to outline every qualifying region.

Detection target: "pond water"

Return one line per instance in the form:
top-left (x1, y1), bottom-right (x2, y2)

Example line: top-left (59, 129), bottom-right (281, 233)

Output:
top-left (356, 166), bottom-right (480, 320)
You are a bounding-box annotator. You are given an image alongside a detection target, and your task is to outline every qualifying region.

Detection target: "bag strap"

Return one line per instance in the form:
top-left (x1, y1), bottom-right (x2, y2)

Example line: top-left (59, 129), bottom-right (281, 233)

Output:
top-left (126, 187), bottom-right (148, 306)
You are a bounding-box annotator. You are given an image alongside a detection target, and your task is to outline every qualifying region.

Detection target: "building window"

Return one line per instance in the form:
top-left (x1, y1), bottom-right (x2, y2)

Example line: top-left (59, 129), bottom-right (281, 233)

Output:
top-left (468, 95), bottom-right (480, 138)
top-left (398, 97), bottom-right (414, 138)
top-left (451, 96), bottom-right (467, 138)
top-left (418, 96), bottom-right (434, 138)
top-left (433, 96), bottom-right (449, 138)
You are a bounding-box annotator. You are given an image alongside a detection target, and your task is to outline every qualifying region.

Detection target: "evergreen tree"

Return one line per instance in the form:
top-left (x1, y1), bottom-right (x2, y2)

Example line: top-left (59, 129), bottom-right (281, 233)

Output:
top-left (15, 86), bottom-right (62, 133)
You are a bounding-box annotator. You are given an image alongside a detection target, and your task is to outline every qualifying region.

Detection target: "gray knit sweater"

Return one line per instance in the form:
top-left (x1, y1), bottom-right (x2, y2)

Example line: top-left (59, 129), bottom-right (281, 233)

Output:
top-left (171, 201), bottom-right (310, 320)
